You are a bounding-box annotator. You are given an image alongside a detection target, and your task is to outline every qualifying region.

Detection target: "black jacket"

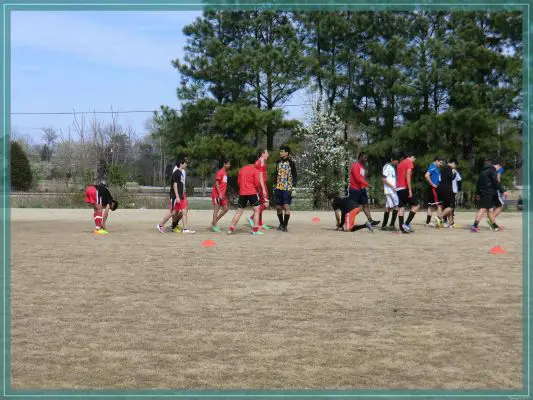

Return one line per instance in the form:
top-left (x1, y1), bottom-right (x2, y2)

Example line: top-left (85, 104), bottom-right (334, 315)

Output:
top-left (476, 166), bottom-right (503, 194)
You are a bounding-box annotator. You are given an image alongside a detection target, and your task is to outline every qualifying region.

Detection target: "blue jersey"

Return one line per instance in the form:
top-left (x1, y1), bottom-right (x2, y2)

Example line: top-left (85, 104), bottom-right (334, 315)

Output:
top-left (427, 162), bottom-right (441, 186)
top-left (498, 166), bottom-right (504, 175)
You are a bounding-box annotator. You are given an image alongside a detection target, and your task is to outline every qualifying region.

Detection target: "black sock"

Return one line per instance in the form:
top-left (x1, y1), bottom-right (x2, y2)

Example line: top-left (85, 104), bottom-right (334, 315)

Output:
top-left (443, 216), bottom-right (448, 223)
top-left (473, 220), bottom-right (479, 227)
top-left (390, 210), bottom-right (398, 227)
top-left (283, 214), bottom-right (290, 227)
top-left (172, 220), bottom-right (177, 229)
top-left (351, 224), bottom-right (367, 231)
top-left (426, 215), bottom-right (431, 224)
top-left (277, 211), bottom-right (284, 226)
top-left (382, 212), bottom-right (390, 227)
top-left (399, 215), bottom-right (404, 227)
top-left (406, 211), bottom-right (416, 225)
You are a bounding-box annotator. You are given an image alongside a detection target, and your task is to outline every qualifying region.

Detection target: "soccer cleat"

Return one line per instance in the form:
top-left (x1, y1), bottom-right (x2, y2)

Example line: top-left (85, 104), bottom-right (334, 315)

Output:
top-left (182, 229), bottom-right (196, 234)
top-left (211, 226), bottom-right (221, 233)
top-left (172, 226), bottom-right (182, 233)
top-left (405, 224), bottom-right (414, 233)
top-left (381, 226), bottom-right (390, 231)
top-left (426, 222), bottom-right (435, 227)
top-left (156, 224), bottom-right (165, 233)
top-left (277, 225), bottom-right (284, 231)
top-left (94, 228), bottom-right (108, 235)
top-left (402, 224), bottom-right (411, 233)
top-left (282, 226), bottom-right (288, 232)
top-left (251, 230), bottom-right (264, 235)
top-left (471, 225), bottom-right (480, 233)
top-left (389, 225), bottom-right (398, 231)
top-left (370, 220), bottom-right (381, 226)
top-left (227, 230), bottom-right (234, 235)
top-left (435, 218), bottom-right (443, 228)
top-left (366, 221), bottom-right (374, 232)
top-left (261, 224), bottom-right (272, 231)
top-left (247, 217), bottom-right (254, 228)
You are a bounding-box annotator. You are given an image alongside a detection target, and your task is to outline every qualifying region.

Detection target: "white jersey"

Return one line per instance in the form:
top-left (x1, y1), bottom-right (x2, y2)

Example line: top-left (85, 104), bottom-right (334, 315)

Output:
top-left (382, 163), bottom-right (396, 195)
top-left (452, 170), bottom-right (462, 194)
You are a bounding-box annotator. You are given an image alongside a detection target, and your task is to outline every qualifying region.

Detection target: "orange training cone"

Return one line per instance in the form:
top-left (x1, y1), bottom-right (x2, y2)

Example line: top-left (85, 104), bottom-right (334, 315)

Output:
top-left (312, 217), bottom-right (321, 223)
top-left (489, 245), bottom-right (506, 254)
top-left (202, 240), bottom-right (216, 247)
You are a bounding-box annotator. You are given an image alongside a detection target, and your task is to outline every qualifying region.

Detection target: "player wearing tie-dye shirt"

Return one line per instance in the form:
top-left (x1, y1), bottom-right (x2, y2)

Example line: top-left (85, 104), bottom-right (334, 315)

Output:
top-left (274, 145), bottom-right (297, 232)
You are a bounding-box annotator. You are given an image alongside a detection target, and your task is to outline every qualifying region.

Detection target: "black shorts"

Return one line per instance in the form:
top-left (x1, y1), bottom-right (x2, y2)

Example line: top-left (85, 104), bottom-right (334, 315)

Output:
top-left (274, 189), bottom-right (292, 206)
top-left (479, 191), bottom-right (494, 209)
top-left (348, 188), bottom-right (368, 206)
top-left (426, 186), bottom-right (441, 206)
top-left (493, 192), bottom-right (505, 208)
top-left (439, 189), bottom-right (455, 209)
top-left (238, 194), bottom-right (261, 209)
top-left (397, 189), bottom-right (418, 208)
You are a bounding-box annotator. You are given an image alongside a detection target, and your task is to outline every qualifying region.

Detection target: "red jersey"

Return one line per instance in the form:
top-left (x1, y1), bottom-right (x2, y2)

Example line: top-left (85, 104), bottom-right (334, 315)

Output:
top-left (238, 164), bottom-right (261, 195)
top-left (396, 158), bottom-right (414, 189)
top-left (349, 162), bottom-right (368, 190)
top-left (254, 158), bottom-right (268, 183)
top-left (211, 168), bottom-right (228, 198)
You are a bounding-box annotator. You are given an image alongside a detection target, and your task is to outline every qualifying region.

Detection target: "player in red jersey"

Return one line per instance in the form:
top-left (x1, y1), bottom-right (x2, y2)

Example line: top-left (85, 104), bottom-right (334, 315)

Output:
top-left (211, 158), bottom-right (231, 232)
top-left (84, 181), bottom-right (119, 234)
top-left (248, 149), bottom-right (271, 230)
top-left (396, 151), bottom-right (420, 233)
top-left (228, 154), bottom-right (269, 235)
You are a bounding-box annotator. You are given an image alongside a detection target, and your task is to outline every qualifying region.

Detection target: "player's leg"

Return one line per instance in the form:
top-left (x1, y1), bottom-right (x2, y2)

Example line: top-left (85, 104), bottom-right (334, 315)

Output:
top-left (404, 195), bottom-right (419, 232)
top-left (251, 196), bottom-right (263, 235)
top-left (157, 202), bottom-right (175, 233)
top-left (228, 197), bottom-right (246, 234)
top-left (274, 189), bottom-right (284, 231)
top-left (180, 200), bottom-right (195, 233)
top-left (396, 189), bottom-right (409, 234)
top-left (216, 200), bottom-right (229, 225)
top-left (381, 195), bottom-right (391, 230)
top-left (212, 199), bottom-right (220, 228)
top-left (281, 191), bottom-right (292, 232)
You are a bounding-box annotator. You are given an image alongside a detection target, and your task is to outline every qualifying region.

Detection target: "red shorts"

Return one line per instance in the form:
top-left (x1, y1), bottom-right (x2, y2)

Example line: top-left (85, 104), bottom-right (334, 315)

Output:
top-left (85, 186), bottom-right (98, 205)
top-left (212, 197), bottom-right (228, 207)
top-left (170, 197), bottom-right (188, 211)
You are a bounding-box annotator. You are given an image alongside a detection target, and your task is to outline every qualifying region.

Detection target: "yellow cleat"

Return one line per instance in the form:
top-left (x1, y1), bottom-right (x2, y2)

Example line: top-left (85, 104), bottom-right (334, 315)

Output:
top-left (95, 229), bottom-right (109, 235)
top-left (172, 227), bottom-right (182, 233)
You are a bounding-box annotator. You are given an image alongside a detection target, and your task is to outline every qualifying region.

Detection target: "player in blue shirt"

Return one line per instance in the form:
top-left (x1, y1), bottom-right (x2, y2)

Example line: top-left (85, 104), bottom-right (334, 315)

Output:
top-left (424, 156), bottom-right (444, 228)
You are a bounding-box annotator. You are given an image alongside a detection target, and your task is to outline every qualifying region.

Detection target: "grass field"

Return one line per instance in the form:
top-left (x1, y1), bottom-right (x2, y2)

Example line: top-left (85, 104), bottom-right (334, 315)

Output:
top-left (10, 208), bottom-right (522, 390)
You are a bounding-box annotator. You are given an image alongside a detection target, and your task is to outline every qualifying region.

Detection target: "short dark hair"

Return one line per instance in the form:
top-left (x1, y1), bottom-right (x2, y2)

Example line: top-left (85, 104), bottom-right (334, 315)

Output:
top-left (358, 152), bottom-right (367, 160)
top-left (111, 200), bottom-right (119, 211)
top-left (390, 152), bottom-right (399, 161)
top-left (435, 155), bottom-right (444, 161)
top-left (247, 153), bottom-right (257, 164)
top-left (257, 149), bottom-right (267, 158)
top-left (448, 158), bottom-right (458, 165)
top-left (177, 159), bottom-right (187, 167)
top-left (403, 150), bottom-right (415, 157)
top-left (280, 145), bottom-right (291, 154)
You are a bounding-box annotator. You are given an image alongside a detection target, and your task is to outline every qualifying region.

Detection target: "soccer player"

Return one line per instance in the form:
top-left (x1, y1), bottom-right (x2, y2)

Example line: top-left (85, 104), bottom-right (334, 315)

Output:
top-left (438, 159), bottom-right (457, 227)
top-left (274, 145), bottom-right (297, 232)
top-left (491, 161), bottom-right (506, 224)
top-left (381, 153), bottom-right (399, 231)
top-left (424, 156), bottom-right (444, 228)
top-left (248, 149), bottom-right (271, 230)
top-left (471, 159), bottom-right (506, 232)
top-left (84, 180), bottom-right (119, 234)
top-left (228, 154), bottom-right (269, 235)
top-left (330, 195), bottom-right (373, 232)
top-left (349, 152), bottom-right (380, 227)
top-left (396, 151), bottom-right (420, 233)
top-left (170, 155), bottom-right (190, 231)
top-left (444, 166), bottom-right (462, 224)
top-left (211, 158), bottom-right (231, 232)
top-left (156, 159), bottom-right (195, 234)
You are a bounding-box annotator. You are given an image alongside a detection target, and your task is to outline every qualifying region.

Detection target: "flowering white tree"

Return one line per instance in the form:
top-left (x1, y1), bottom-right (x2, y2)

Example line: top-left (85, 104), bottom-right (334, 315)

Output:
top-left (296, 104), bottom-right (348, 208)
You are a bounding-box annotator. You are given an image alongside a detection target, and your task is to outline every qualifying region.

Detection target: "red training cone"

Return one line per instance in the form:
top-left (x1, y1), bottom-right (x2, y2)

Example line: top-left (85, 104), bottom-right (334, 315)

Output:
top-left (202, 240), bottom-right (216, 247)
top-left (489, 246), bottom-right (506, 254)
top-left (312, 217), bottom-right (321, 223)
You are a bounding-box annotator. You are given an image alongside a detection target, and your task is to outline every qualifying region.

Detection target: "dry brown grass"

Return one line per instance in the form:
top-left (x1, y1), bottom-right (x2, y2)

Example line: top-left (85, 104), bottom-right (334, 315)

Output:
top-left (10, 208), bottom-right (522, 390)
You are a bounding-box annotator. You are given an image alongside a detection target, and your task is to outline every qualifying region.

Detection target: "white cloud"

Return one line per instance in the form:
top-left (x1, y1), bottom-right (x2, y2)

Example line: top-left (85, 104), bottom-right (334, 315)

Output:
top-left (10, 11), bottom-right (191, 72)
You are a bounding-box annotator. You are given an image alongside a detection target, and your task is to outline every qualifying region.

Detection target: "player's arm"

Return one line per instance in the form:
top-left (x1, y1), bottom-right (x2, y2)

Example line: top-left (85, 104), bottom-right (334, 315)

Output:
top-left (382, 174), bottom-right (396, 190)
top-left (214, 176), bottom-right (223, 199)
top-left (424, 170), bottom-right (436, 188)
top-left (334, 209), bottom-right (342, 229)
top-left (406, 169), bottom-right (413, 196)
top-left (259, 174), bottom-right (269, 205)
top-left (173, 181), bottom-right (180, 202)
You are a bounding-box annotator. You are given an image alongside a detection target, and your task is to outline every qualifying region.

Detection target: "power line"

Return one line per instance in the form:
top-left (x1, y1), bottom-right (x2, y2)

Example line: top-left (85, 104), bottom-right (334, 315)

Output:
top-left (10, 104), bottom-right (310, 116)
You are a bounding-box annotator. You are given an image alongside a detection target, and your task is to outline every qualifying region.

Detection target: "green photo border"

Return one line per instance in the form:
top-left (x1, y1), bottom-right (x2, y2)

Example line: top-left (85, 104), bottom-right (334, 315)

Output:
top-left (1, 1), bottom-right (530, 399)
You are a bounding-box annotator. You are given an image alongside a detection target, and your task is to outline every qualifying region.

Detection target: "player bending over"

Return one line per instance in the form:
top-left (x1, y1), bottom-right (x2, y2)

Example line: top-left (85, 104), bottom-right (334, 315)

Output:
top-left (211, 158), bottom-right (231, 232)
top-left (228, 154), bottom-right (269, 235)
top-left (330, 195), bottom-right (373, 232)
top-left (84, 181), bottom-right (119, 234)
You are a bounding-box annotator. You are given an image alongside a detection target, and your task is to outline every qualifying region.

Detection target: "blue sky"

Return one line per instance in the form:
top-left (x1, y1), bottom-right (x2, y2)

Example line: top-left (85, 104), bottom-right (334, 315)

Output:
top-left (10, 11), bottom-right (309, 144)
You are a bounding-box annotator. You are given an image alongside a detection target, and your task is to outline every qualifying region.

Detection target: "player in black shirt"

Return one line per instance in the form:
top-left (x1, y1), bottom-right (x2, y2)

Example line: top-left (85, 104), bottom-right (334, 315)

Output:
top-left (331, 196), bottom-right (373, 232)
top-left (471, 159), bottom-right (506, 232)
top-left (84, 180), bottom-right (119, 234)
top-left (437, 159), bottom-right (457, 227)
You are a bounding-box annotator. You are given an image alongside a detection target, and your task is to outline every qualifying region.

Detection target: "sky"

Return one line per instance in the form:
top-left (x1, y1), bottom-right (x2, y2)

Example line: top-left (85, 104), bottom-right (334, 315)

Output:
top-left (10, 11), bottom-right (309, 144)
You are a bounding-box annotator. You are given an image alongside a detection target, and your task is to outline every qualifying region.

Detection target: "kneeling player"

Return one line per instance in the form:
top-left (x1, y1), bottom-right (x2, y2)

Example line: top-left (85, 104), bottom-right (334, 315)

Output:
top-left (84, 181), bottom-right (119, 234)
top-left (331, 196), bottom-right (373, 232)
top-left (228, 154), bottom-right (269, 235)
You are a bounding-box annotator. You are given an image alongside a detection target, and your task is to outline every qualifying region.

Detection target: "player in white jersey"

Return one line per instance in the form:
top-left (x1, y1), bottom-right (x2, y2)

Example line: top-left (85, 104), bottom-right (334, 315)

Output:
top-left (381, 153), bottom-right (400, 231)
